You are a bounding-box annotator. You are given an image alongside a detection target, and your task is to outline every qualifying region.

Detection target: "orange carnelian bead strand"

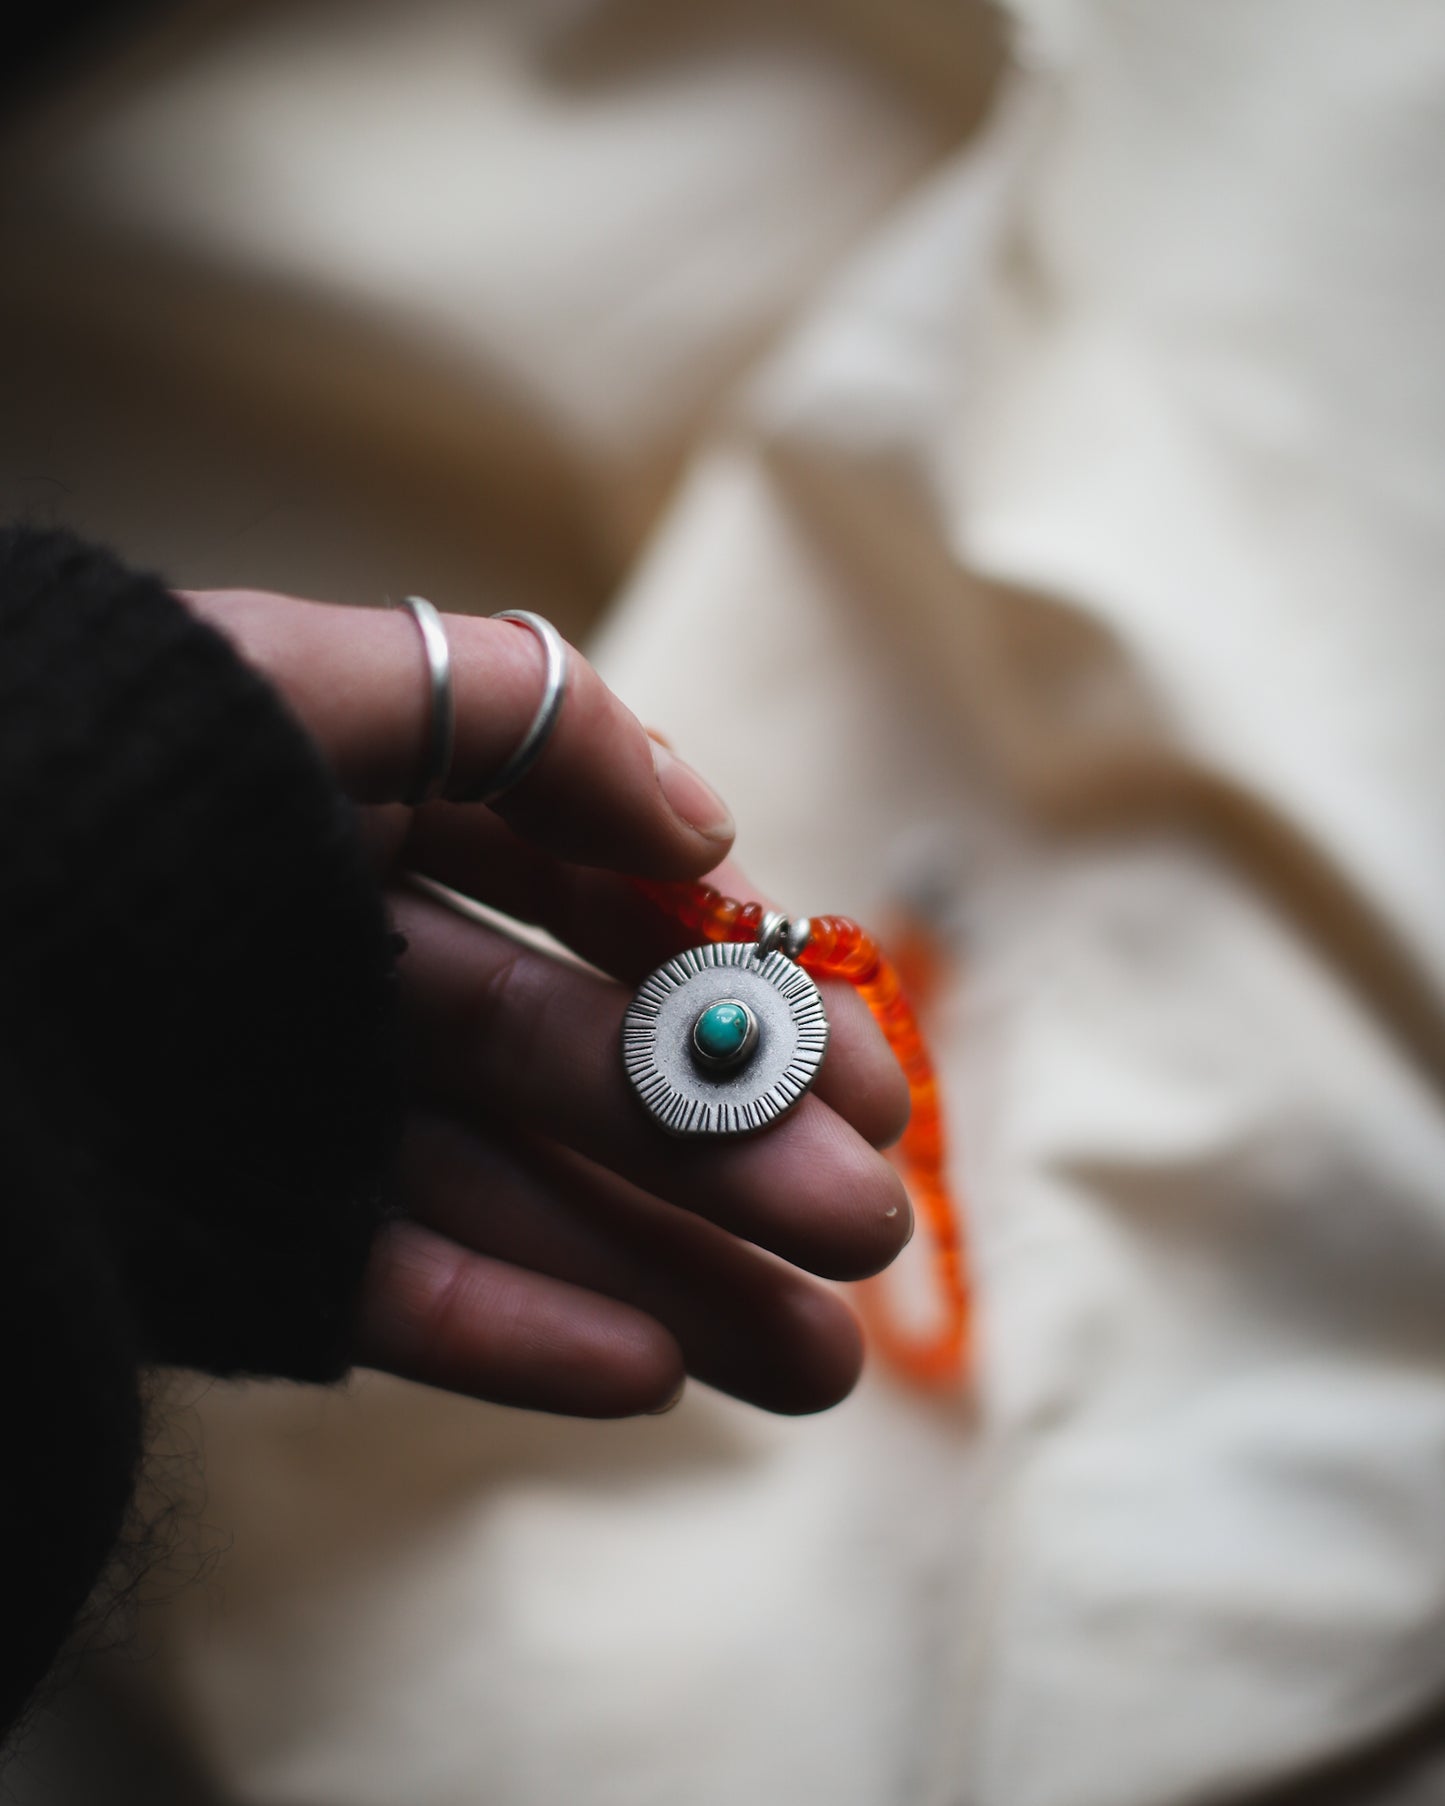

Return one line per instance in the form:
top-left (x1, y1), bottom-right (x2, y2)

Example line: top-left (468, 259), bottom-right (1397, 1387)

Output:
top-left (635, 881), bottom-right (969, 1386)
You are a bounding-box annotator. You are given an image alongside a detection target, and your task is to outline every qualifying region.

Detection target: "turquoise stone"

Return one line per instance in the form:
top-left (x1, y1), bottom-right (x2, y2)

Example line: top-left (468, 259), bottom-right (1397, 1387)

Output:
top-left (693, 1001), bottom-right (753, 1064)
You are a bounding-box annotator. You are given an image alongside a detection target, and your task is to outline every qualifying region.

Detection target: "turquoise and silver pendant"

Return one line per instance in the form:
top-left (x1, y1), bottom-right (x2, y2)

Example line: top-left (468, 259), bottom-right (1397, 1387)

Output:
top-left (623, 917), bottom-right (828, 1139)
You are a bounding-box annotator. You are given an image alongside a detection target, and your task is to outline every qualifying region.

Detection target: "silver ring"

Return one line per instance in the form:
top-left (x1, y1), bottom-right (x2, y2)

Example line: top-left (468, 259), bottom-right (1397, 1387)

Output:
top-left (397, 596), bottom-right (456, 805)
top-left (475, 609), bottom-right (569, 803)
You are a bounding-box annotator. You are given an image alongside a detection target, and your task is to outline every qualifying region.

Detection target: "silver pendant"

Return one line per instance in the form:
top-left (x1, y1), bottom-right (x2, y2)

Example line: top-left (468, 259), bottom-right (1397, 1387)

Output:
top-left (623, 915), bottom-right (827, 1139)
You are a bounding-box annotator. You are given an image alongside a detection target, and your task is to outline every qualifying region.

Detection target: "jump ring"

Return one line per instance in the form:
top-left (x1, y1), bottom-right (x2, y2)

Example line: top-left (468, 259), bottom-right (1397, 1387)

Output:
top-left (397, 596), bottom-right (456, 805)
top-left (473, 609), bottom-right (570, 803)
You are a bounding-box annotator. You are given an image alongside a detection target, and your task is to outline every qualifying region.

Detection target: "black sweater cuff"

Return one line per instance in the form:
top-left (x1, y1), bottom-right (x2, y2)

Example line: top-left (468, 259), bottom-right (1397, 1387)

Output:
top-left (0, 525), bottom-right (404, 1382)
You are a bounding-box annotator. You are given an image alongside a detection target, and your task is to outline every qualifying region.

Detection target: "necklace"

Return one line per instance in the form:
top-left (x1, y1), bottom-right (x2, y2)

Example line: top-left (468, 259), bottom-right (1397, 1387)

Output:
top-left (628, 879), bottom-right (969, 1388)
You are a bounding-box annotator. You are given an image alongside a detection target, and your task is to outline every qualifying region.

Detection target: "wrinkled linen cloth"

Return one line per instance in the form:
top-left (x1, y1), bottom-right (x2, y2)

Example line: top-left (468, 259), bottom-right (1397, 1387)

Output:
top-left (6, 3), bottom-right (1445, 1804)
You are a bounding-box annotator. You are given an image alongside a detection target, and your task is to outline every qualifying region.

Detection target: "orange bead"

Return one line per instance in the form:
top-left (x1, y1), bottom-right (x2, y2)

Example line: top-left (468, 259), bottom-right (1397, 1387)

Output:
top-left (633, 878), bottom-right (970, 1388)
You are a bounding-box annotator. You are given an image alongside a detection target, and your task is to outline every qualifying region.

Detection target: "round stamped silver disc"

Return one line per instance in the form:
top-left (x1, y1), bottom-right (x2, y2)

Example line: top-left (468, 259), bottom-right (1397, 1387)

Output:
top-left (623, 941), bottom-right (829, 1139)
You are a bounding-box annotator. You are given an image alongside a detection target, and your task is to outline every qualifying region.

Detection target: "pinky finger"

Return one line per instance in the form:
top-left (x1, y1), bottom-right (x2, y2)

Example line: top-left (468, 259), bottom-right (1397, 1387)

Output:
top-left (355, 1220), bottom-right (685, 1418)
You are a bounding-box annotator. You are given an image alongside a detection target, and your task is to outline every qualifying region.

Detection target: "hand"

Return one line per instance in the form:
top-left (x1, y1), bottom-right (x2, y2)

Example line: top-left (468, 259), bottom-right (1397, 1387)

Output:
top-left (188, 591), bottom-right (912, 1417)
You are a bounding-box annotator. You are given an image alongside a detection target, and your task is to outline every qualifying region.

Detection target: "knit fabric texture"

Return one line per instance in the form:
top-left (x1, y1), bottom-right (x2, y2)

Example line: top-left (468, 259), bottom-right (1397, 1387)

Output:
top-left (0, 524), bottom-right (404, 1728)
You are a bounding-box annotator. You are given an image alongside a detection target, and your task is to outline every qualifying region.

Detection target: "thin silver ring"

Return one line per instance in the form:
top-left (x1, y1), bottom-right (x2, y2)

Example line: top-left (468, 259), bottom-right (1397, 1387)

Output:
top-left (397, 596), bottom-right (456, 805)
top-left (475, 609), bottom-right (569, 803)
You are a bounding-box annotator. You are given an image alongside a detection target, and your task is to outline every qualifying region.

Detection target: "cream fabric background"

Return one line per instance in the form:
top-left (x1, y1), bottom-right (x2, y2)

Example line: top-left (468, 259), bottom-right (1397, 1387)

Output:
top-left (5, 4), bottom-right (1445, 1803)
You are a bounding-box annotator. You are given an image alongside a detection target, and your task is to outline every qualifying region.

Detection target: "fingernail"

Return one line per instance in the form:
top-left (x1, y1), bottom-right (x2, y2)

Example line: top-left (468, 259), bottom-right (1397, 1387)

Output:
top-left (647, 1380), bottom-right (686, 1416)
top-left (650, 739), bottom-right (734, 845)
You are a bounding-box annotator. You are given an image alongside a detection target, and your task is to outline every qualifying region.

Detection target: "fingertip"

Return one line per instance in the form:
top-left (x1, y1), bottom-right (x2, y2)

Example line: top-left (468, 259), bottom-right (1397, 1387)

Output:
top-left (768, 1285), bottom-right (865, 1415)
top-left (649, 738), bottom-right (736, 857)
top-left (545, 1286), bottom-right (687, 1418)
top-left (591, 1319), bottom-right (688, 1419)
top-left (804, 1138), bottom-right (915, 1284)
top-left (645, 1376), bottom-right (687, 1416)
top-left (728, 1106), bottom-right (914, 1285)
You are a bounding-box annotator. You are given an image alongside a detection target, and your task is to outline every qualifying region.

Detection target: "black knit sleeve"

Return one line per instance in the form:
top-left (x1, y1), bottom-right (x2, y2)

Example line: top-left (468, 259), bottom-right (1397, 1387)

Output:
top-left (0, 523), bottom-right (404, 1375)
top-left (0, 524), bottom-right (405, 1726)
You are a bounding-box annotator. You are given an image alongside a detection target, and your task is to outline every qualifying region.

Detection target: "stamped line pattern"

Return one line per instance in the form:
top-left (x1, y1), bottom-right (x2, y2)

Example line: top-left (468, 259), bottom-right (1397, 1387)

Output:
top-left (623, 941), bottom-right (828, 1138)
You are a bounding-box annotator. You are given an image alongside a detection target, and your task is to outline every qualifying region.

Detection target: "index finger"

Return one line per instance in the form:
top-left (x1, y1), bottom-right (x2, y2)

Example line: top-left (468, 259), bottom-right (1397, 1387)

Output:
top-left (185, 589), bottom-right (735, 879)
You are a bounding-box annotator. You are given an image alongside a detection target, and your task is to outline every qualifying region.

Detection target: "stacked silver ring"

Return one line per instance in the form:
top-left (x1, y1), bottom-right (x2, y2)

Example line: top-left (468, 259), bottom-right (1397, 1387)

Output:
top-left (397, 597), bottom-right (456, 805)
top-left (396, 600), bottom-right (569, 805)
top-left (474, 609), bottom-right (569, 803)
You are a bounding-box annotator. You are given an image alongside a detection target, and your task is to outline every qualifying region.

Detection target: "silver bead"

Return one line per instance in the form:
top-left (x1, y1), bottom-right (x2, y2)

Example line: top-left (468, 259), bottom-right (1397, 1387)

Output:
top-left (754, 910), bottom-right (788, 959)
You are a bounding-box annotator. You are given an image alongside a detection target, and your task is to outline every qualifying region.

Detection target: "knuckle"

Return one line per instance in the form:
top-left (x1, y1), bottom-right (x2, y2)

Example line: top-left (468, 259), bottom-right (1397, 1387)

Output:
top-left (462, 942), bottom-right (550, 1095)
top-left (424, 1255), bottom-right (512, 1356)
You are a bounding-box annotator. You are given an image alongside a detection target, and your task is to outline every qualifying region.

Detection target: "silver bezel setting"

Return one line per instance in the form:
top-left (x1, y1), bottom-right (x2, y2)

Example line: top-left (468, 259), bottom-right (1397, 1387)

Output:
top-left (690, 998), bottom-right (759, 1072)
top-left (623, 942), bottom-right (829, 1139)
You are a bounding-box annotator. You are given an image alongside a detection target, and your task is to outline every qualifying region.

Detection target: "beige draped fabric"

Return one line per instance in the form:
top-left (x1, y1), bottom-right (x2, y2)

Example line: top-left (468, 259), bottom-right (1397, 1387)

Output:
top-left (5, 4), bottom-right (1445, 1802)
